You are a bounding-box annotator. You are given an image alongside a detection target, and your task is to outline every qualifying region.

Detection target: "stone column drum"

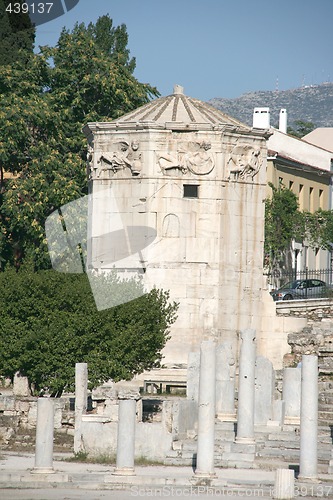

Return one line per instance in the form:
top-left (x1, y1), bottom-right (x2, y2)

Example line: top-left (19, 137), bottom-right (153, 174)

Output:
top-left (274, 469), bottom-right (295, 499)
top-left (195, 339), bottom-right (216, 478)
top-left (236, 328), bottom-right (256, 443)
top-left (299, 354), bottom-right (318, 480)
top-left (114, 399), bottom-right (137, 475)
top-left (32, 397), bottom-right (55, 474)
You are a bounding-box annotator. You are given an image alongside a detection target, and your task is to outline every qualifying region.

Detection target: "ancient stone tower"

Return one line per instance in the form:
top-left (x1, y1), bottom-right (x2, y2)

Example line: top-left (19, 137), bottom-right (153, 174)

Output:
top-left (83, 85), bottom-right (269, 365)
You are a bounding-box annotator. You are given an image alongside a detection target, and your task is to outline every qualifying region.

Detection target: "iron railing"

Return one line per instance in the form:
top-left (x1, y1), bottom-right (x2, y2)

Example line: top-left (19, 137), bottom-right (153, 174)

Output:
top-left (268, 267), bottom-right (333, 297)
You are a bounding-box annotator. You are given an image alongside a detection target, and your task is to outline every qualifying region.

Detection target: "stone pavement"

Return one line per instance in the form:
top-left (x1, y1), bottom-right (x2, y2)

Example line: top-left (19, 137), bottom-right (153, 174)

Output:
top-left (1, 452), bottom-right (333, 499)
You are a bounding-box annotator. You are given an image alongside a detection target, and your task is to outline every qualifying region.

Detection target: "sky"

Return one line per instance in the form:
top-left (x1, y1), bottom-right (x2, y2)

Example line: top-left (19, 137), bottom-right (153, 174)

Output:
top-left (34, 0), bottom-right (333, 101)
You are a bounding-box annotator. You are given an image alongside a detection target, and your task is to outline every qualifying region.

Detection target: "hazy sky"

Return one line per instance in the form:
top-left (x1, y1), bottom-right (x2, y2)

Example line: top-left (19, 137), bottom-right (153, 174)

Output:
top-left (35, 0), bottom-right (333, 101)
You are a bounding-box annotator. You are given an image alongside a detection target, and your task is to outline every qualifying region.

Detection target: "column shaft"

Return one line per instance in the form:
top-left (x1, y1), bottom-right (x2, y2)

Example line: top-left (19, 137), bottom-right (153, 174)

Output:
top-left (32, 398), bottom-right (54, 473)
top-left (236, 328), bottom-right (256, 442)
top-left (195, 339), bottom-right (216, 477)
top-left (114, 399), bottom-right (136, 475)
top-left (74, 362), bottom-right (88, 454)
top-left (299, 354), bottom-right (318, 479)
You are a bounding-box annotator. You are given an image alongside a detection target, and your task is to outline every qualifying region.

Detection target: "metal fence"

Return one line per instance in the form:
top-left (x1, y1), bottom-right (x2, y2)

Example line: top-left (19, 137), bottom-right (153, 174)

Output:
top-left (268, 267), bottom-right (333, 295)
top-left (279, 268), bottom-right (332, 285)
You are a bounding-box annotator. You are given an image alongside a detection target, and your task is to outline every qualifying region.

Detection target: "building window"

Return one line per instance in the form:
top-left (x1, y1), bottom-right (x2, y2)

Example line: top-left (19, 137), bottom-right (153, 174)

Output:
top-left (319, 189), bottom-right (324, 208)
top-left (309, 186), bottom-right (314, 212)
top-left (298, 184), bottom-right (304, 209)
top-left (183, 184), bottom-right (199, 198)
top-left (289, 180), bottom-right (294, 190)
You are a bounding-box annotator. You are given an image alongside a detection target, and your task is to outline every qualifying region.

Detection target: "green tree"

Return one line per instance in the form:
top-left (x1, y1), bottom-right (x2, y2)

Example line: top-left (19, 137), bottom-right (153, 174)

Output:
top-left (87, 15), bottom-right (136, 72)
top-left (0, 15), bottom-right (159, 269)
top-left (264, 182), bottom-right (304, 270)
top-left (0, 53), bottom-right (83, 269)
top-left (0, 268), bottom-right (178, 396)
top-left (303, 209), bottom-right (333, 251)
top-left (287, 120), bottom-right (316, 138)
top-left (0, 0), bottom-right (35, 66)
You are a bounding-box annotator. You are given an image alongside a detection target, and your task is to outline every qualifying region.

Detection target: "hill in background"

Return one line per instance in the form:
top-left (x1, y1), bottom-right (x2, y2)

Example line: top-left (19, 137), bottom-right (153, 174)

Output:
top-left (209, 82), bottom-right (333, 129)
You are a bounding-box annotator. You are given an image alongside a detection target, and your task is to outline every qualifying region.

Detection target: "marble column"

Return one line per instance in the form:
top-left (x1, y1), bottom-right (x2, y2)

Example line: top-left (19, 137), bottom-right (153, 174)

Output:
top-left (236, 328), bottom-right (256, 443)
top-left (32, 398), bottom-right (55, 474)
top-left (74, 362), bottom-right (88, 454)
top-left (195, 339), bottom-right (216, 478)
top-left (114, 399), bottom-right (136, 475)
top-left (299, 354), bottom-right (318, 480)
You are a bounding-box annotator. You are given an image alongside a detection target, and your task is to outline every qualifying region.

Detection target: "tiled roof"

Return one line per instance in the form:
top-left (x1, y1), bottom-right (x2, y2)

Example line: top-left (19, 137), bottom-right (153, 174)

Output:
top-left (110, 84), bottom-right (250, 131)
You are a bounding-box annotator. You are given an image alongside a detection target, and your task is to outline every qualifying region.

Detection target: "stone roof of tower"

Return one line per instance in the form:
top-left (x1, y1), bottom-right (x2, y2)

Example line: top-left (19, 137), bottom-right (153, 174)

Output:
top-left (108, 84), bottom-right (251, 132)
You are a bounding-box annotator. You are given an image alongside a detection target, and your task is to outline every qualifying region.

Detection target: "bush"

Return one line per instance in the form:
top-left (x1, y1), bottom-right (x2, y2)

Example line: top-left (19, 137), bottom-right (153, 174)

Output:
top-left (0, 268), bottom-right (178, 395)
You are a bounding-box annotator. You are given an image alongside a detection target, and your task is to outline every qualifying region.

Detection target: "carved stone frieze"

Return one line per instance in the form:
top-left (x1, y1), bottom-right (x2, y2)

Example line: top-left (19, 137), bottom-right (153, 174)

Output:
top-left (227, 144), bottom-right (262, 181)
top-left (158, 141), bottom-right (215, 176)
top-left (96, 140), bottom-right (143, 178)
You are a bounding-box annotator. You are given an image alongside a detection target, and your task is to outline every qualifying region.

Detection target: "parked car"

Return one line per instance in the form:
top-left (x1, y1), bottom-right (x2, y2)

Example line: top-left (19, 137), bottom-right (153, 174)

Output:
top-left (270, 279), bottom-right (331, 301)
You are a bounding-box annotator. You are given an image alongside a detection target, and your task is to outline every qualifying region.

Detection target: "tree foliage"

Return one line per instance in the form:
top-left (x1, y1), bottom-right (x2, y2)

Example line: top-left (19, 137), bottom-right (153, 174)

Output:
top-left (0, 15), bottom-right (159, 270)
top-left (265, 183), bottom-right (333, 271)
top-left (264, 182), bottom-right (302, 268)
top-left (0, 0), bottom-right (35, 66)
top-left (303, 209), bottom-right (333, 251)
top-left (287, 120), bottom-right (316, 138)
top-left (0, 268), bottom-right (178, 396)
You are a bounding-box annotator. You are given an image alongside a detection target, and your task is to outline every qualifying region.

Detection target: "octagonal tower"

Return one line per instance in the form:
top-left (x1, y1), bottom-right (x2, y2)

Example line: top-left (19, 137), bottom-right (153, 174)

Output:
top-left (83, 85), bottom-right (270, 365)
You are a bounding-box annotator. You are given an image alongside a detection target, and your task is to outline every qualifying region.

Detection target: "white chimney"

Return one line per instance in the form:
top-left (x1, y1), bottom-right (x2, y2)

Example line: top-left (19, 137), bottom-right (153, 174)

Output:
top-left (253, 107), bottom-right (270, 129)
top-left (279, 109), bottom-right (287, 133)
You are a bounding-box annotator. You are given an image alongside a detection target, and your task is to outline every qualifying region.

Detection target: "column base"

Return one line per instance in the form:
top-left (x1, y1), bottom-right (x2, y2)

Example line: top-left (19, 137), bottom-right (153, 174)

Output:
top-left (216, 412), bottom-right (237, 422)
top-left (284, 416), bottom-right (300, 425)
top-left (31, 467), bottom-right (55, 474)
top-left (235, 437), bottom-right (255, 444)
top-left (297, 475), bottom-right (320, 483)
top-left (112, 467), bottom-right (136, 476)
top-left (194, 470), bottom-right (217, 479)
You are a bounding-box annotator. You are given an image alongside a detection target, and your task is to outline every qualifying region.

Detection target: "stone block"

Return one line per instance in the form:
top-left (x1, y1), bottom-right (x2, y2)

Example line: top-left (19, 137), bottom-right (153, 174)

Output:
top-left (27, 402), bottom-right (38, 427)
top-left (272, 400), bottom-right (285, 425)
top-left (222, 452), bottom-right (255, 462)
top-left (171, 399), bottom-right (197, 439)
top-left (215, 341), bottom-right (236, 416)
top-left (185, 237), bottom-right (219, 264)
top-left (282, 368), bottom-right (301, 418)
top-left (13, 373), bottom-right (30, 397)
top-left (16, 400), bottom-right (31, 413)
top-left (186, 352), bottom-right (200, 402)
top-left (186, 284), bottom-right (217, 300)
top-left (172, 440), bottom-right (182, 451)
top-left (0, 396), bottom-right (15, 412)
top-left (254, 356), bottom-right (275, 425)
top-left (230, 443), bottom-right (256, 453)
top-left (196, 216), bottom-right (219, 238)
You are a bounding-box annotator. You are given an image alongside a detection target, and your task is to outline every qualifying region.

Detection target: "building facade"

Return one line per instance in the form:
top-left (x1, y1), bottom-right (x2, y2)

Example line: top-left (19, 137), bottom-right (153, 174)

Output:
top-left (267, 130), bottom-right (333, 272)
top-left (253, 109), bottom-right (333, 275)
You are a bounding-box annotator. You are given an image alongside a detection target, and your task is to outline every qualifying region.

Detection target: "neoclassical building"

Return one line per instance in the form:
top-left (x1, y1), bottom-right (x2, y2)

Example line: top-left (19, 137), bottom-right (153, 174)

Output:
top-left (83, 85), bottom-right (270, 366)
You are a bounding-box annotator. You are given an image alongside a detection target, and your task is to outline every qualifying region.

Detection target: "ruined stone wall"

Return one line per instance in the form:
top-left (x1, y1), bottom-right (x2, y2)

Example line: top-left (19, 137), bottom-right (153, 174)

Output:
top-left (0, 394), bottom-right (74, 450)
top-left (287, 320), bottom-right (333, 374)
top-left (277, 298), bottom-right (333, 322)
